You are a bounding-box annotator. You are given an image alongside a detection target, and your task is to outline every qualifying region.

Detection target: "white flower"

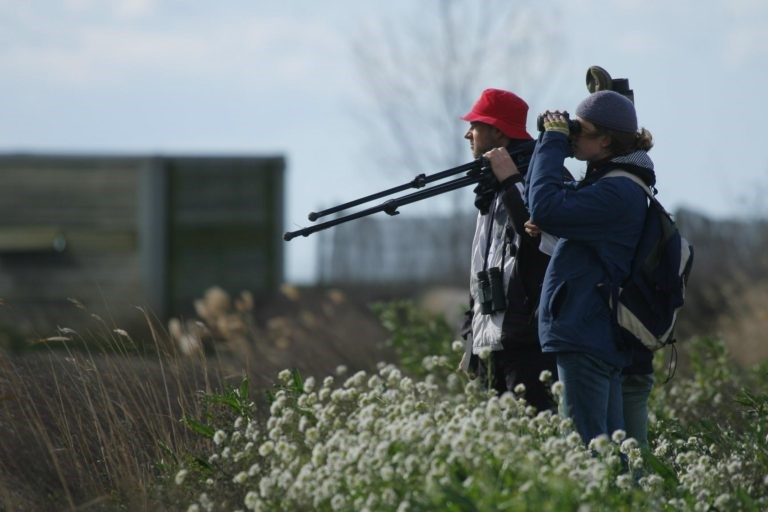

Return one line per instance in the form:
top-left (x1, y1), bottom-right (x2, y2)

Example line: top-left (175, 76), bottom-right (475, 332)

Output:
top-left (566, 432), bottom-right (582, 446)
top-left (714, 494), bottom-right (731, 509)
top-left (451, 340), bottom-right (464, 352)
top-left (331, 494), bottom-right (347, 511)
top-left (187, 505), bottom-right (200, 512)
top-left (278, 369), bottom-right (292, 383)
top-left (588, 434), bottom-right (610, 452)
top-left (611, 429), bottom-right (627, 443)
top-left (616, 473), bottom-right (633, 490)
top-left (514, 383), bottom-right (526, 395)
top-left (335, 365), bottom-right (348, 376)
top-left (478, 347), bottom-right (492, 361)
top-left (258, 441), bottom-right (274, 456)
top-left (233, 471), bottom-right (248, 484)
top-left (175, 469), bottom-right (188, 485)
top-left (620, 438), bottom-right (638, 453)
top-left (213, 430), bottom-right (227, 446)
top-left (550, 381), bottom-right (564, 397)
top-left (198, 493), bottom-right (213, 512)
top-left (304, 376), bottom-right (316, 393)
top-left (305, 427), bottom-right (320, 444)
top-left (726, 459), bottom-right (742, 474)
top-left (259, 476), bottom-right (273, 498)
top-left (244, 491), bottom-right (259, 510)
top-left (538, 370), bottom-right (552, 383)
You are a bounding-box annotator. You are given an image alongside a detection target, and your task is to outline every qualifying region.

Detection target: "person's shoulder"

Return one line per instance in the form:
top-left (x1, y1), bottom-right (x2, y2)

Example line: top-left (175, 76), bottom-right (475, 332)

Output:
top-left (592, 174), bottom-right (648, 206)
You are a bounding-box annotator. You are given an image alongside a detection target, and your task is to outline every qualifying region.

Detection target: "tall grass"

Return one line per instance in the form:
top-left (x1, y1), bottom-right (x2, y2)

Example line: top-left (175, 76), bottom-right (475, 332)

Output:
top-left (0, 310), bottom-right (226, 511)
top-left (0, 286), bottom-right (392, 511)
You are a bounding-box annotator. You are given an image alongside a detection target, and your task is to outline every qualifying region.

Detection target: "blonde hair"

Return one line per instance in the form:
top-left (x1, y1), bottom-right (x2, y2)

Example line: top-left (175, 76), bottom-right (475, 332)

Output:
top-left (636, 128), bottom-right (653, 151)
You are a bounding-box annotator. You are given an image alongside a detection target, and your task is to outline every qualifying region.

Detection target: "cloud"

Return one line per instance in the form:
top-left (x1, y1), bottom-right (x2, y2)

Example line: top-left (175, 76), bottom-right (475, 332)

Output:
top-left (0, 12), bottom-right (352, 93)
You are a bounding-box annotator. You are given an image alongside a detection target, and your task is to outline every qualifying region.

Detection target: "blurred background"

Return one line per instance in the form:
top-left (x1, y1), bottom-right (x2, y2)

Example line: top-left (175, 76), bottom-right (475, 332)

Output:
top-left (1, 0), bottom-right (767, 363)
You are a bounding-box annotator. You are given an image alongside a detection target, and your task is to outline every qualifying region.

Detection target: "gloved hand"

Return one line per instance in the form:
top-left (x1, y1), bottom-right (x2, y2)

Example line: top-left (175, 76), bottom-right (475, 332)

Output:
top-left (472, 171), bottom-right (499, 215)
top-left (542, 110), bottom-right (570, 136)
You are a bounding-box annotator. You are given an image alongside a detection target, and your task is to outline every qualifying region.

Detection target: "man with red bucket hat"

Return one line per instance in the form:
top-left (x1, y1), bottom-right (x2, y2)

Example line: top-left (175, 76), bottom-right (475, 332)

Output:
top-left (459, 88), bottom-right (563, 411)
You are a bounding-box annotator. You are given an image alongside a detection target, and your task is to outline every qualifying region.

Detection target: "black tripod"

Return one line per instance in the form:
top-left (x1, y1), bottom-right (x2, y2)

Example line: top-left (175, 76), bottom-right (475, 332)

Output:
top-left (283, 140), bottom-right (535, 241)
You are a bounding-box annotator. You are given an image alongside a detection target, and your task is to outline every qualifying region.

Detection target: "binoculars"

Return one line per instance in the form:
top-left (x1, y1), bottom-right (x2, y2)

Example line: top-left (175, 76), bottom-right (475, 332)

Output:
top-left (535, 111), bottom-right (581, 135)
top-left (477, 267), bottom-right (506, 315)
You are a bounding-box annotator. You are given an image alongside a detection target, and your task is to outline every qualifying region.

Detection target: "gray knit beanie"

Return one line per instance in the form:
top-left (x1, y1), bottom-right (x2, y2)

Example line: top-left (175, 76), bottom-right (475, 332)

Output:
top-left (575, 90), bottom-right (637, 133)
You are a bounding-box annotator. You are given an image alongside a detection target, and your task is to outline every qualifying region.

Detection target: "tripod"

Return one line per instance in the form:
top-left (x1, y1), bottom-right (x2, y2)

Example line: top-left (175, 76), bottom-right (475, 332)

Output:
top-left (283, 140), bottom-right (534, 241)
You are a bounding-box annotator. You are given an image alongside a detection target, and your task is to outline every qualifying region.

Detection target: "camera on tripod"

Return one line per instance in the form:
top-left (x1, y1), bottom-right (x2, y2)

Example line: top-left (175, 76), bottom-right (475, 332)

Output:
top-left (535, 65), bottom-right (635, 135)
top-left (477, 267), bottom-right (506, 315)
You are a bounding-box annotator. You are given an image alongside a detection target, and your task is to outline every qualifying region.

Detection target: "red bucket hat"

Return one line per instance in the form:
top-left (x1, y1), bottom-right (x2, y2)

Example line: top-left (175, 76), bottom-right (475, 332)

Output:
top-left (461, 88), bottom-right (532, 140)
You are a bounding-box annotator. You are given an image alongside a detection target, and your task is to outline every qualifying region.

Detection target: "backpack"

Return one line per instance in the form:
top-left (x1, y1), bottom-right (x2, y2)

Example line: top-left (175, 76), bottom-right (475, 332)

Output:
top-left (603, 170), bottom-right (694, 351)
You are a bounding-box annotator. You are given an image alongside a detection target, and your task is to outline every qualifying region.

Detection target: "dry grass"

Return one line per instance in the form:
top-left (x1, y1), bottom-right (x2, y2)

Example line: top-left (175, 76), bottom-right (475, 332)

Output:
top-left (0, 286), bottom-right (394, 511)
top-left (0, 322), bottom-right (219, 510)
top-left (715, 284), bottom-right (768, 367)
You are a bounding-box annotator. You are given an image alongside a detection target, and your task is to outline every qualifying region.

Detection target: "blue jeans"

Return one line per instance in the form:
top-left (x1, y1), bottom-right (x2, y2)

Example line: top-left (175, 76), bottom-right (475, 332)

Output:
top-left (557, 352), bottom-right (624, 445)
top-left (622, 373), bottom-right (654, 449)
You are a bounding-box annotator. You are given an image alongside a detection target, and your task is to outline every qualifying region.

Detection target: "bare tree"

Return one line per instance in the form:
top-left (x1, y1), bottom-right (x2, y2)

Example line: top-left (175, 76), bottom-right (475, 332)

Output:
top-left (321, 1), bottom-right (562, 287)
top-left (351, 0), bottom-right (562, 198)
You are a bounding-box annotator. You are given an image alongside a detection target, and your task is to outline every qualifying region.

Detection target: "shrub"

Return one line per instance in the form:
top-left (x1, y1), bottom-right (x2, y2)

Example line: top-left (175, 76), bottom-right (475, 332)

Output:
top-left (167, 336), bottom-right (768, 511)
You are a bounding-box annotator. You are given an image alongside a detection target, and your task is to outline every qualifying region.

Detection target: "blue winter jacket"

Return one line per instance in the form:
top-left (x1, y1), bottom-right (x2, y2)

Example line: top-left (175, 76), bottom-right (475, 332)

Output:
top-left (526, 131), bottom-right (650, 369)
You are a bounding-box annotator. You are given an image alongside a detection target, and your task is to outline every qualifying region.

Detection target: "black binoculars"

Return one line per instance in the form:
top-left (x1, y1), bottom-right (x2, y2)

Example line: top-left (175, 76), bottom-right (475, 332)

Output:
top-left (477, 267), bottom-right (506, 315)
top-left (535, 111), bottom-right (581, 135)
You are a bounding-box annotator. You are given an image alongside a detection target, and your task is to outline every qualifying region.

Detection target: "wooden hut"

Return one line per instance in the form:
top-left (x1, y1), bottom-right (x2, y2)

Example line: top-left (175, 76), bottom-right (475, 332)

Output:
top-left (0, 153), bottom-right (284, 336)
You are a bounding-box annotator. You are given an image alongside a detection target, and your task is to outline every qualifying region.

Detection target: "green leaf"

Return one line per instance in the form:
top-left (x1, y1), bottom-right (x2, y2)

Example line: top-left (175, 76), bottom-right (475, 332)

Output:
top-left (239, 377), bottom-right (250, 400)
top-left (291, 368), bottom-right (304, 393)
top-left (182, 416), bottom-right (215, 439)
top-left (642, 448), bottom-right (678, 485)
top-left (156, 440), bottom-right (178, 465)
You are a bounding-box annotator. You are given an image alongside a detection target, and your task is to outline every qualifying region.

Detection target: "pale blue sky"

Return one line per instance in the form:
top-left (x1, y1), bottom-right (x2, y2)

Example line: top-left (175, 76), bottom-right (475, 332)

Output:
top-left (1, 0), bottom-right (766, 283)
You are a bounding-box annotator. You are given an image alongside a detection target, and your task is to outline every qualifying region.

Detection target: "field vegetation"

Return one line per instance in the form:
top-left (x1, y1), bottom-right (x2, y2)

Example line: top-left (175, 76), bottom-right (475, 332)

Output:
top-left (0, 283), bottom-right (767, 511)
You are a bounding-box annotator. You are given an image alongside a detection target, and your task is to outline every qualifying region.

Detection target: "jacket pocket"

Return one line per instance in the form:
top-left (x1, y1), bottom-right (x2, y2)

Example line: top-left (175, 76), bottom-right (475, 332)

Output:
top-left (548, 281), bottom-right (568, 320)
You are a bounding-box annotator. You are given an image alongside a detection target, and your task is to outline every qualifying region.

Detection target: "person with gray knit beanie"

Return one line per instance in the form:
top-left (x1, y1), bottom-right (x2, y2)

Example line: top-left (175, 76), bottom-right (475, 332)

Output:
top-left (576, 90), bottom-right (637, 134)
top-left (522, 90), bottom-right (657, 446)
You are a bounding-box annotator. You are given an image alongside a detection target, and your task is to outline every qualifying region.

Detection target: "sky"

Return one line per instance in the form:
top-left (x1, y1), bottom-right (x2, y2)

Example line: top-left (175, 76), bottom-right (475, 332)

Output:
top-left (1, 0), bottom-right (767, 283)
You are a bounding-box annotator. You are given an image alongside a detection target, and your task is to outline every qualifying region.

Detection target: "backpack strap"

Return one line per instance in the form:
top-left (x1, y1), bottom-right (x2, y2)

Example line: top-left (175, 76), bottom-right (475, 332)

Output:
top-left (603, 169), bottom-right (654, 199)
top-left (595, 169), bottom-right (654, 352)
